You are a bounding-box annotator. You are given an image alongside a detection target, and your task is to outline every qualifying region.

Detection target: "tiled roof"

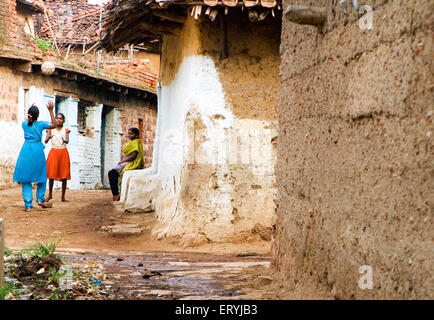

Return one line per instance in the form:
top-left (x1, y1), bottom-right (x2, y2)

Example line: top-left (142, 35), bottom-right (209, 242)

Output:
top-left (37, 0), bottom-right (106, 45)
top-left (0, 0), bottom-right (157, 94)
top-left (32, 0), bottom-right (158, 91)
top-left (104, 60), bottom-right (158, 91)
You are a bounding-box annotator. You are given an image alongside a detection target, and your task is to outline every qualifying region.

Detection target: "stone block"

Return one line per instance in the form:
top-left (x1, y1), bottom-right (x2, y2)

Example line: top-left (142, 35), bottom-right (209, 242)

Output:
top-left (124, 175), bottom-right (161, 213)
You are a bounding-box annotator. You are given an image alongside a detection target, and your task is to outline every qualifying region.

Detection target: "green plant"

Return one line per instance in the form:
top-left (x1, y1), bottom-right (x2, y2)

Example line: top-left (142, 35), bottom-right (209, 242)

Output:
top-left (94, 68), bottom-right (102, 75)
top-left (49, 289), bottom-right (70, 300)
top-left (0, 281), bottom-right (20, 300)
top-left (48, 267), bottom-right (66, 285)
top-left (49, 289), bottom-right (61, 300)
top-left (4, 246), bottom-right (14, 256)
top-left (22, 236), bottom-right (63, 259)
top-left (32, 35), bottom-right (54, 52)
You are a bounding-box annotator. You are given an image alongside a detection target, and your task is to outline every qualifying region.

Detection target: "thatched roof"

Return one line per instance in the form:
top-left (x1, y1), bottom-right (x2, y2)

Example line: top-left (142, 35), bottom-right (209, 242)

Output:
top-left (98, 0), bottom-right (282, 52)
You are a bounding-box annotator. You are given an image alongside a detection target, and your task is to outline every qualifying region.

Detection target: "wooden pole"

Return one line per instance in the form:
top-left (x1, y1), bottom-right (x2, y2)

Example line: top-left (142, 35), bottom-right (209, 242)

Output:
top-left (40, 3), bottom-right (61, 56)
top-left (128, 44), bottom-right (134, 62)
top-left (219, 11), bottom-right (228, 60)
top-left (0, 218), bottom-right (4, 289)
top-left (97, 2), bottom-right (103, 68)
top-left (65, 44), bottom-right (71, 60)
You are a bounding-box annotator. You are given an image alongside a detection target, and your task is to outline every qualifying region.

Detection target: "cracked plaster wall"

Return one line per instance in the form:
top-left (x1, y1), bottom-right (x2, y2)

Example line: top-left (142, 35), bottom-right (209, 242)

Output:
top-left (125, 15), bottom-right (281, 246)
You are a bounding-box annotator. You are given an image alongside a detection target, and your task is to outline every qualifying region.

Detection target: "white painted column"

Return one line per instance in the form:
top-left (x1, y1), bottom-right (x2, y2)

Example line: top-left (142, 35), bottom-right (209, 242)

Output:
top-left (59, 97), bottom-right (80, 189)
top-left (102, 107), bottom-right (122, 187)
top-left (77, 104), bottom-right (103, 189)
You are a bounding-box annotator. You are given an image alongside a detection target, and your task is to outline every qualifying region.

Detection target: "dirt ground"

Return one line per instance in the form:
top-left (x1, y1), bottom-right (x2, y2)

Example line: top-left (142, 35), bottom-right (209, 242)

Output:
top-left (0, 186), bottom-right (271, 255)
top-left (0, 186), bottom-right (330, 300)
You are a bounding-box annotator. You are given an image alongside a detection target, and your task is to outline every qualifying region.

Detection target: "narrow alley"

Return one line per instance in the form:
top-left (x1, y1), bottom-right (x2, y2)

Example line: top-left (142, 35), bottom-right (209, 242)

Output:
top-left (0, 0), bottom-right (432, 306)
top-left (0, 187), bottom-right (330, 300)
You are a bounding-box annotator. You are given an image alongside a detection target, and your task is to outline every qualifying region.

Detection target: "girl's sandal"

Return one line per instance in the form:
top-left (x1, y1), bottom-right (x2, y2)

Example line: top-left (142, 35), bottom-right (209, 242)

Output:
top-left (23, 208), bottom-right (32, 212)
top-left (38, 202), bottom-right (53, 208)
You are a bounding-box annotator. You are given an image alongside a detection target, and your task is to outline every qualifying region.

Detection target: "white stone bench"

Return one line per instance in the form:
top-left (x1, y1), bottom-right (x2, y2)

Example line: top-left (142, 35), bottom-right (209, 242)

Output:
top-left (120, 168), bottom-right (161, 213)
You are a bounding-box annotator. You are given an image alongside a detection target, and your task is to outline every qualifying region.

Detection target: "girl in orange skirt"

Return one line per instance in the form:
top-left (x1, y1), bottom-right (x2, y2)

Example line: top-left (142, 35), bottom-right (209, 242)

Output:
top-left (45, 113), bottom-right (71, 202)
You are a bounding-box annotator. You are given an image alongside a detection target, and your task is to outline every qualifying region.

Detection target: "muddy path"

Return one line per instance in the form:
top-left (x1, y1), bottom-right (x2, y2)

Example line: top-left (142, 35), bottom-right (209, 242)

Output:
top-left (0, 187), bottom-right (270, 255)
top-left (58, 250), bottom-right (277, 300)
top-left (1, 187), bottom-right (313, 300)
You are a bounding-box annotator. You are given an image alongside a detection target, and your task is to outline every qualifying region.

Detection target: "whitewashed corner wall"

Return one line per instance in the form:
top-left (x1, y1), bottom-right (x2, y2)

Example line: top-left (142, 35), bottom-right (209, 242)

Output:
top-left (102, 107), bottom-right (122, 187)
top-left (51, 96), bottom-right (79, 189)
top-left (123, 55), bottom-right (278, 246)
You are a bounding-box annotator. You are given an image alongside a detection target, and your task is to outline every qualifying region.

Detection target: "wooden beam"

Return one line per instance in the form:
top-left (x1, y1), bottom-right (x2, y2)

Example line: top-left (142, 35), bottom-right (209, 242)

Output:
top-left (259, 9), bottom-right (270, 21)
top-left (284, 5), bottom-right (327, 26)
top-left (138, 20), bottom-right (182, 36)
top-left (152, 11), bottom-right (186, 24)
top-left (13, 62), bottom-right (32, 73)
top-left (248, 9), bottom-right (259, 22)
top-left (66, 73), bottom-right (78, 81)
top-left (65, 44), bottom-right (71, 60)
top-left (208, 9), bottom-right (218, 21)
top-left (219, 12), bottom-right (228, 60)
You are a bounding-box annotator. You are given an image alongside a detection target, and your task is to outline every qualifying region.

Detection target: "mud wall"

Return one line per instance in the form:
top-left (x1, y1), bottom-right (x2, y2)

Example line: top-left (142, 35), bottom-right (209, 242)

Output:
top-left (0, 65), bottom-right (157, 189)
top-left (145, 14), bottom-right (281, 246)
top-left (273, 0), bottom-right (433, 299)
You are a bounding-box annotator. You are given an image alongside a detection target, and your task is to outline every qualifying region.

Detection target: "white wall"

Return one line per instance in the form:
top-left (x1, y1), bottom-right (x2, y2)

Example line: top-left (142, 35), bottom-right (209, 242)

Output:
top-left (157, 55), bottom-right (234, 194)
top-left (101, 107), bottom-right (122, 186)
top-left (1, 83), bottom-right (127, 191)
top-left (124, 55), bottom-right (278, 245)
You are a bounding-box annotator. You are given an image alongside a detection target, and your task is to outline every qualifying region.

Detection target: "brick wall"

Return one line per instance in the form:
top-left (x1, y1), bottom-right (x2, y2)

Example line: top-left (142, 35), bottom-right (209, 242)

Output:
top-left (0, 64), bottom-right (158, 190)
top-left (120, 104), bottom-right (157, 169)
top-left (0, 65), bottom-right (22, 189)
top-left (0, 0), bottom-right (9, 39)
top-left (0, 75), bottom-right (19, 122)
top-left (78, 133), bottom-right (102, 188)
top-left (0, 0), bottom-right (41, 59)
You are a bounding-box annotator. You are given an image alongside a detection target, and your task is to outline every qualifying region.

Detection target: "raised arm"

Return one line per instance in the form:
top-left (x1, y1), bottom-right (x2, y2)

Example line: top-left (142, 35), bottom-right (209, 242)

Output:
top-left (46, 101), bottom-right (56, 129)
top-left (45, 130), bottom-right (53, 144)
top-left (63, 128), bottom-right (70, 144)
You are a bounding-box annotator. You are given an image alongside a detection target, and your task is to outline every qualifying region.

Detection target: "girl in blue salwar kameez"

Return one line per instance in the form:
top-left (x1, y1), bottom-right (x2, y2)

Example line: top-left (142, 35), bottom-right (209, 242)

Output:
top-left (13, 102), bottom-right (56, 211)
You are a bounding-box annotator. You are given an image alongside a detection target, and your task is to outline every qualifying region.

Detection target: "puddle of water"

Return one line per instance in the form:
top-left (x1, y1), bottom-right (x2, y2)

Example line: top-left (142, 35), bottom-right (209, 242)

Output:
top-left (62, 251), bottom-right (269, 299)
